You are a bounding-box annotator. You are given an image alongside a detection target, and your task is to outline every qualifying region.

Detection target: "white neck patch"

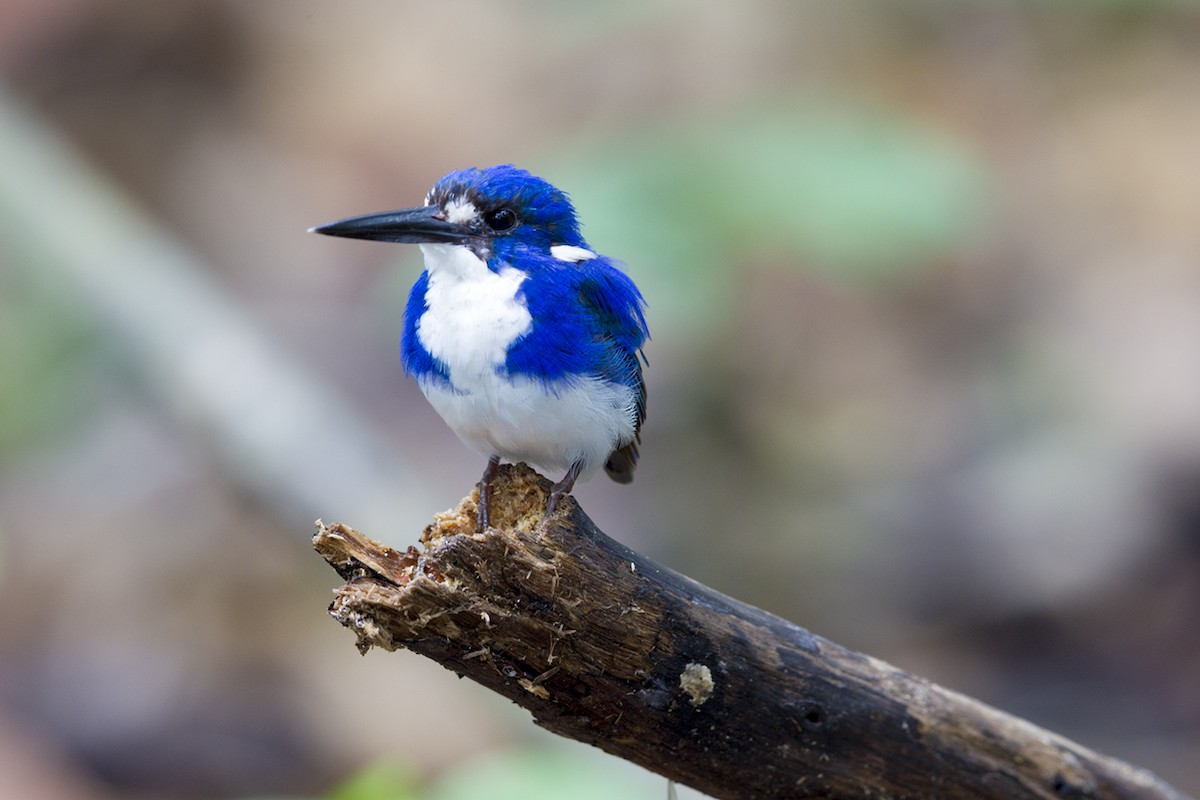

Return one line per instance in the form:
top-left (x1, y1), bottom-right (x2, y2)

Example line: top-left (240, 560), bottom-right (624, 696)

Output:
top-left (550, 244), bottom-right (597, 263)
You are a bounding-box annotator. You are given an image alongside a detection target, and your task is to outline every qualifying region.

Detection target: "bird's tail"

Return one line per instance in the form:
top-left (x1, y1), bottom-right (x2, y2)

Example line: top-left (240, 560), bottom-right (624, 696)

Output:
top-left (604, 441), bottom-right (639, 484)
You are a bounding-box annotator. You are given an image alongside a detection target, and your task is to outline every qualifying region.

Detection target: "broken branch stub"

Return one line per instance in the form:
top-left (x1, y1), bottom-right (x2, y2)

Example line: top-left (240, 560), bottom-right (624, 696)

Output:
top-left (313, 464), bottom-right (1188, 800)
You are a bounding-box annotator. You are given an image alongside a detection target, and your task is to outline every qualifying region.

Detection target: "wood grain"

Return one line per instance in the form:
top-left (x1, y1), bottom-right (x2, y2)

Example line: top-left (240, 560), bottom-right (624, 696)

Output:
top-left (314, 464), bottom-right (1189, 800)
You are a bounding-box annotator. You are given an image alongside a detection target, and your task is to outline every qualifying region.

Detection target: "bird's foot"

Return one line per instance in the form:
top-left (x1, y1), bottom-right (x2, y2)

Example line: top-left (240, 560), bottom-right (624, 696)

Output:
top-left (543, 461), bottom-right (583, 522)
top-left (476, 456), bottom-right (501, 533)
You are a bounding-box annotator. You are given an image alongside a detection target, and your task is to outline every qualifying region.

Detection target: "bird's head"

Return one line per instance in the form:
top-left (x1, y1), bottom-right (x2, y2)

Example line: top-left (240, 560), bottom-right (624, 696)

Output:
top-left (310, 165), bottom-right (586, 264)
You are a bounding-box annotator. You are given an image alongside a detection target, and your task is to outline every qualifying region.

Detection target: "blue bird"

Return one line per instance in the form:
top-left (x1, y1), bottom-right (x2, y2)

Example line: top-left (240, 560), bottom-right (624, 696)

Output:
top-left (311, 165), bottom-right (648, 532)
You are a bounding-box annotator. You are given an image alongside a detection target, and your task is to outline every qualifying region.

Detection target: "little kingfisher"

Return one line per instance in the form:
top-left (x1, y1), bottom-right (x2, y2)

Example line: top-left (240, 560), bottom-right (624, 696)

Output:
top-left (311, 165), bottom-right (648, 532)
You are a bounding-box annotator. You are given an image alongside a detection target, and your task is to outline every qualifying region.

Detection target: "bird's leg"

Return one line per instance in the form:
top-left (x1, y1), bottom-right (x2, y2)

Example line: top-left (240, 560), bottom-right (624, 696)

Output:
top-left (477, 455), bottom-right (501, 533)
top-left (544, 460), bottom-right (584, 521)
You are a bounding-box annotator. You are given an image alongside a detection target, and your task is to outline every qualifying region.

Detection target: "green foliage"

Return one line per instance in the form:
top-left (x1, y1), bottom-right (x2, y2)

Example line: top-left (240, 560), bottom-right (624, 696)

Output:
top-left (327, 761), bottom-right (420, 800)
top-left (554, 102), bottom-right (990, 329)
top-left (427, 747), bottom-right (650, 800)
top-left (703, 109), bottom-right (986, 278)
top-left (0, 264), bottom-right (94, 459)
top-left (318, 746), bottom-right (670, 800)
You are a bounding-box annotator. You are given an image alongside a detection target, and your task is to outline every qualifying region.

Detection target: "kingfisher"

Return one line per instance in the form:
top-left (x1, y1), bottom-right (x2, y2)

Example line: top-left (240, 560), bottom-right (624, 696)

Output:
top-left (311, 165), bottom-right (648, 532)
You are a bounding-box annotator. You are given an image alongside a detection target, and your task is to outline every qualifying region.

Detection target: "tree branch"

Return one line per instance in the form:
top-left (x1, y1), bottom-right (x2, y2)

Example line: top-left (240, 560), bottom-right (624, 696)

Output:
top-left (313, 464), bottom-right (1189, 800)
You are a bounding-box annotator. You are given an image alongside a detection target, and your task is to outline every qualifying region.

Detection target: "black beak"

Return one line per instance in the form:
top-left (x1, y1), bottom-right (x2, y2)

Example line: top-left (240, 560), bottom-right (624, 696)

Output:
top-left (309, 205), bottom-right (472, 244)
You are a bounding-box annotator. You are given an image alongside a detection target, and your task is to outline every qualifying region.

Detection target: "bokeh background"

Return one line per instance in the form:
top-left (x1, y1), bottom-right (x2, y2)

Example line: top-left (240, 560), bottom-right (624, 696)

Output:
top-left (1, 1), bottom-right (1198, 798)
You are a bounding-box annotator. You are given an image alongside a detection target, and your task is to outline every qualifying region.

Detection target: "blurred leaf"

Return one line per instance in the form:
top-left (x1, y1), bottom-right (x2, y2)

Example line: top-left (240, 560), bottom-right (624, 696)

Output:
top-left (554, 102), bottom-right (990, 329)
top-left (0, 258), bottom-right (94, 459)
top-left (705, 108), bottom-right (988, 279)
top-left (428, 746), bottom-right (651, 800)
top-left (326, 760), bottom-right (419, 800)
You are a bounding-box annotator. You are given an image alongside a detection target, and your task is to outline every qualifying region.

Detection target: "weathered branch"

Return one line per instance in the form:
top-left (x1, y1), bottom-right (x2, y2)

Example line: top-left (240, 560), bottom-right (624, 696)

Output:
top-left (314, 464), bottom-right (1189, 800)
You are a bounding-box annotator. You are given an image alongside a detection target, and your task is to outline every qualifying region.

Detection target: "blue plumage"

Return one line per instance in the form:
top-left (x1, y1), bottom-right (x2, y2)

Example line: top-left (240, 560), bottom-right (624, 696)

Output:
top-left (433, 165), bottom-right (586, 249)
top-left (498, 247), bottom-right (647, 385)
top-left (313, 165), bottom-right (648, 530)
top-left (400, 269), bottom-right (451, 387)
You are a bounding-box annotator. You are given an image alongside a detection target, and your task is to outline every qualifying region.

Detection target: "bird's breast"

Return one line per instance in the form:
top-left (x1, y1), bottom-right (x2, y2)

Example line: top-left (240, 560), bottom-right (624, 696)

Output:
top-left (415, 244), bottom-right (531, 393)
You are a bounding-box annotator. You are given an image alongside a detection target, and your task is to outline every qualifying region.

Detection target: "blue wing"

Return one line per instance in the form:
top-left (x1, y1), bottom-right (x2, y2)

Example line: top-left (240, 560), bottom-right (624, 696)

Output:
top-left (577, 263), bottom-right (648, 431)
top-left (503, 253), bottom-right (648, 481)
top-left (504, 253), bottom-right (647, 388)
top-left (582, 265), bottom-right (648, 482)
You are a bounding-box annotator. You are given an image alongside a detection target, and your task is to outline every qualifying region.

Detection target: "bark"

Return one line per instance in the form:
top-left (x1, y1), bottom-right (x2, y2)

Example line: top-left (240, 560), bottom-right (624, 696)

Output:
top-left (313, 464), bottom-right (1189, 800)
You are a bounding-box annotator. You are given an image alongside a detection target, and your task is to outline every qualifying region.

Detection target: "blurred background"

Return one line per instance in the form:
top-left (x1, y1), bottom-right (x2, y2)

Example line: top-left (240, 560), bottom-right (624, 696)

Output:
top-left (1, 1), bottom-right (1198, 798)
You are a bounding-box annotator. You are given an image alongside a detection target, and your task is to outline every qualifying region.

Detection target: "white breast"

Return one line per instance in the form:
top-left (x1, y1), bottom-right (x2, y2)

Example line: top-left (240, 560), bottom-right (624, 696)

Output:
top-left (421, 374), bottom-right (638, 477)
top-left (412, 243), bottom-right (637, 477)
top-left (416, 243), bottom-right (532, 392)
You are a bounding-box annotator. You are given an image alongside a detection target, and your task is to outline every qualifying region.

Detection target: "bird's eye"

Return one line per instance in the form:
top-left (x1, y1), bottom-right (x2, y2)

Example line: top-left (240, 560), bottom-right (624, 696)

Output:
top-left (483, 207), bottom-right (517, 232)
